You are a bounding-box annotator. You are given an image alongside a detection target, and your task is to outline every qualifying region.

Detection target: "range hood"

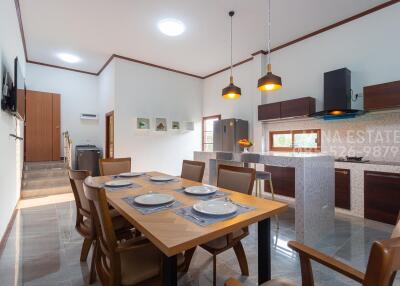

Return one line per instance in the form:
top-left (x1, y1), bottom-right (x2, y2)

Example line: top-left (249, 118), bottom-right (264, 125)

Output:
top-left (310, 68), bottom-right (364, 120)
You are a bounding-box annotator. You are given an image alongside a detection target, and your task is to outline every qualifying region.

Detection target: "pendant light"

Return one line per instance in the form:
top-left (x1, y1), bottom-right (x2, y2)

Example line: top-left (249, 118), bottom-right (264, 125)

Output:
top-left (257, 0), bottom-right (282, 92)
top-left (222, 11), bottom-right (241, 99)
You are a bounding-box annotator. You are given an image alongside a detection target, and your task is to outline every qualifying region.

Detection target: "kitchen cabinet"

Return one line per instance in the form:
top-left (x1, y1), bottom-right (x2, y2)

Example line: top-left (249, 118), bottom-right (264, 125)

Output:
top-left (335, 168), bottom-right (350, 210)
top-left (264, 165), bottom-right (295, 198)
top-left (258, 97), bottom-right (315, 121)
top-left (364, 171), bottom-right (400, 225)
top-left (364, 80), bottom-right (400, 111)
top-left (258, 102), bottom-right (281, 121)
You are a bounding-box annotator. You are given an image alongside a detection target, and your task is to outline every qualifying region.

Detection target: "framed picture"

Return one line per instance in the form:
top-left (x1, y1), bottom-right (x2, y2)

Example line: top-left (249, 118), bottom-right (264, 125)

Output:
top-left (155, 118), bottom-right (167, 131)
top-left (172, 121), bottom-right (180, 130)
top-left (137, 118), bottom-right (150, 129)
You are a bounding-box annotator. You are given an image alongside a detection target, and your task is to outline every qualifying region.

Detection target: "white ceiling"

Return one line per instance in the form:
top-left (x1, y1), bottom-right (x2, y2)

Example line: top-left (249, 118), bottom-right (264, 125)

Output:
top-left (20, 0), bottom-right (388, 76)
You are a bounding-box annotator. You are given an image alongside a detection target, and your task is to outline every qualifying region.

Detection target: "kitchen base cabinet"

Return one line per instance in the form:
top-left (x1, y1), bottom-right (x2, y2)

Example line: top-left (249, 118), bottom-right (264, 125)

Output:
top-left (364, 171), bottom-right (400, 225)
top-left (335, 168), bottom-right (351, 210)
top-left (264, 165), bottom-right (295, 198)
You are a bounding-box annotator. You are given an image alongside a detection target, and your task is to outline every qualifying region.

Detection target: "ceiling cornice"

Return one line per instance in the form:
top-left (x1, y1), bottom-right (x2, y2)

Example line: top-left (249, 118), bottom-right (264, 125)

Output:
top-left (15, 0), bottom-right (399, 79)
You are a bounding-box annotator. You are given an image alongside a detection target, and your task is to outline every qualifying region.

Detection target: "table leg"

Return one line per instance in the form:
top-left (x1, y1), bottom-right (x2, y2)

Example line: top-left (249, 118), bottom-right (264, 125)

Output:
top-left (258, 218), bottom-right (271, 284)
top-left (162, 253), bottom-right (177, 286)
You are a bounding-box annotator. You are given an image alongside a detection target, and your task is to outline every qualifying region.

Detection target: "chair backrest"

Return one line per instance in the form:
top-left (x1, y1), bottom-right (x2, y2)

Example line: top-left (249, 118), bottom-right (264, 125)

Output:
top-left (99, 157), bottom-right (131, 176)
top-left (391, 212), bottom-right (400, 239)
top-left (240, 153), bottom-right (260, 164)
top-left (181, 160), bottom-right (205, 183)
top-left (68, 169), bottom-right (91, 217)
top-left (83, 178), bottom-right (119, 283)
top-left (217, 164), bottom-right (255, 195)
top-left (363, 237), bottom-right (400, 286)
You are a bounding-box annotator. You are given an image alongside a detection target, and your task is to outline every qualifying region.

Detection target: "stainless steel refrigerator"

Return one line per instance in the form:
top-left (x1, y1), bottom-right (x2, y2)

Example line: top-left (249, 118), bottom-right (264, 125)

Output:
top-left (213, 119), bottom-right (248, 152)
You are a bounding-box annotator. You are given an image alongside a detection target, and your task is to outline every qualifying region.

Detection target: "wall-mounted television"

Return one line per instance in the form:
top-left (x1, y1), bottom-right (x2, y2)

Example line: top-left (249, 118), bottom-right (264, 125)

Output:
top-left (1, 57), bottom-right (26, 120)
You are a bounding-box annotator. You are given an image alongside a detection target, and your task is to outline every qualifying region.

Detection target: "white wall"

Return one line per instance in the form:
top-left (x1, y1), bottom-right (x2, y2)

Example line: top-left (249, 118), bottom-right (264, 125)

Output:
top-left (98, 61), bottom-right (116, 152)
top-left (0, 0), bottom-right (26, 239)
top-left (26, 64), bottom-right (101, 160)
top-left (202, 4), bottom-right (400, 158)
top-left (113, 58), bottom-right (203, 175)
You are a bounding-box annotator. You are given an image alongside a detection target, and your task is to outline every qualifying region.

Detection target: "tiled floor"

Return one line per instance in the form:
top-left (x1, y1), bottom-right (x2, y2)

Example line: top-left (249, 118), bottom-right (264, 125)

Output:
top-left (0, 194), bottom-right (398, 286)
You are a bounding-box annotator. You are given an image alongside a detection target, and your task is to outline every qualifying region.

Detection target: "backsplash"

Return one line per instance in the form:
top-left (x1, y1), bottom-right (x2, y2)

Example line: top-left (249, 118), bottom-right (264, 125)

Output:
top-left (262, 111), bottom-right (400, 162)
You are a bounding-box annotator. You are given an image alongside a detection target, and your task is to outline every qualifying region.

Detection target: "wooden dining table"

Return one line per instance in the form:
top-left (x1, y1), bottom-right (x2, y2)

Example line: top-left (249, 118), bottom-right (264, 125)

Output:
top-left (88, 171), bottom-right (288, 286)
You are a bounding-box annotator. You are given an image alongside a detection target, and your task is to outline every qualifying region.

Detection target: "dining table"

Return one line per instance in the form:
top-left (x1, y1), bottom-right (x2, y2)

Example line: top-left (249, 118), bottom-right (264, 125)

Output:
top-left (88, 171), bottom-right (288, 286)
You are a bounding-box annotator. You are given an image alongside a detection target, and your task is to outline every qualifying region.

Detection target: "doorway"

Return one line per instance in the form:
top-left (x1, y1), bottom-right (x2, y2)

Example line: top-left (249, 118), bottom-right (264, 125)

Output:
top-left (25, 90), bottom-right (60, 162)
top-left (105, 111), bottom-right (114, 158)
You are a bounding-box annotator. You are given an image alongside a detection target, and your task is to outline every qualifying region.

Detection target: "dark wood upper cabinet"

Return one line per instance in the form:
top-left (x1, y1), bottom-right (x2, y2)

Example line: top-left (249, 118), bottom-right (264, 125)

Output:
top-left (364, 171), bottom-right (400, 225)
top-left (364, 80), bottom-right (400, 111)
top-left (280, 97), bottom-right (316, 118)
top-left (258, 97), bottom-right (315, 121)
top-left (258, 102), bottom-right (281, 121)
top-left (335, 168), bottom-right (350, 210)
top-left (264, 165), bottom-right (295, 198)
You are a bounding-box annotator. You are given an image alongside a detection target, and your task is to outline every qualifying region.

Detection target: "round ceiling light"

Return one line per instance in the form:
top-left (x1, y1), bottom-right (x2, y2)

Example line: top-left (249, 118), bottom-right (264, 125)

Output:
top-left (57, 53), bottom-right (81, 63)
top-left (158, 18), bottom-right (185, 36)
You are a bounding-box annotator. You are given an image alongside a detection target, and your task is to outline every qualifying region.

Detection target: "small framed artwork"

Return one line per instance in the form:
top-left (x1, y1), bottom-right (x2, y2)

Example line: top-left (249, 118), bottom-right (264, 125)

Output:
top-left (172, 121), bottom-right (180, 130)
top-left (137, 118), bottom-right (150, 130)
top-left (155, 118), bottom-right (167, 131)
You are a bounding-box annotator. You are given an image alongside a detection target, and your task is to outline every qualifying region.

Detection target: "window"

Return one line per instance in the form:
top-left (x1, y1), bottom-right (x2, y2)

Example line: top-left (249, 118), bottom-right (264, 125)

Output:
top-left (270, 129), bottom-right (321, 152)
top-left (202, 115), bottom-right (221, 151)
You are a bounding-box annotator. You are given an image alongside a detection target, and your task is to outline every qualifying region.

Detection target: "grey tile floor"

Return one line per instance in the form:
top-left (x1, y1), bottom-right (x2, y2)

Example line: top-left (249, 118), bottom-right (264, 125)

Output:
top-left (0, 197), bottom-right (398, 286)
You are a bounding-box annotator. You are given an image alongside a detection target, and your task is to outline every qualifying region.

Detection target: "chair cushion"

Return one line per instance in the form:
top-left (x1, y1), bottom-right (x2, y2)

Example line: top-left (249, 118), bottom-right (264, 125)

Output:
top-left (256, 171), bottom-right (271, 181)
top-left (263, 278), bottom-right (296, 286)
top-left (120, 242), bottom-right (184, 286)
top-left (204, 229), bottom-right (246, 250)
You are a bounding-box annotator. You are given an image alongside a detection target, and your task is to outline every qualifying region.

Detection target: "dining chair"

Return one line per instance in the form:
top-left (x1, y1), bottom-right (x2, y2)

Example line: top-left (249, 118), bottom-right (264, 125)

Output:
top-left (99, 157), bottom-right (131, 176)
top-left (83, 180), bottom-right (184, 286)
top-left (186, 164), bottom-right (255, 286)
top-left (181, 160), bottom-right (205, 182)
top-left (224, 213), bottom-right (400, 286)
top-left (69, 169), bottom-right (134, 283)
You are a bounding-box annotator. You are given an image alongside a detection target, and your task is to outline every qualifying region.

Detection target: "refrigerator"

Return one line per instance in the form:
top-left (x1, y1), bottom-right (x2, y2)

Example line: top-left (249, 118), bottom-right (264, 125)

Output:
top-left (213, 119), bottom-right (248, 152)
top-left (75, 145), bottom-right (103, 176)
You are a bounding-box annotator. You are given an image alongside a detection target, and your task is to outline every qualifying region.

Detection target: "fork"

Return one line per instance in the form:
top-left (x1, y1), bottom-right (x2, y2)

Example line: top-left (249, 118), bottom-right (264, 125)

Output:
top-left (182, 209), bottom-right (205, 223)
top-left (225, 197), bottom-right (249, 209)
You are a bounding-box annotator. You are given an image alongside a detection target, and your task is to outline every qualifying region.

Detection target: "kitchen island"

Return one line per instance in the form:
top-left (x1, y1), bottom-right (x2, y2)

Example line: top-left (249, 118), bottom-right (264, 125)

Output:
top-left (194, 151), bottom-right (335, 245)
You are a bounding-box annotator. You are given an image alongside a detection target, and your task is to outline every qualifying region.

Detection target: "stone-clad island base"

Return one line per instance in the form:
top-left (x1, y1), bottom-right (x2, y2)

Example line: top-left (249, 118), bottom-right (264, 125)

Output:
top-left (194, 151), bottom-right (335, 246)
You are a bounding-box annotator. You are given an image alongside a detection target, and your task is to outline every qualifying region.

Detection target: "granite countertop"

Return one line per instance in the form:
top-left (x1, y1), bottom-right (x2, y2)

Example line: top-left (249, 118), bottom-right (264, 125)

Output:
top-left (335, 160), bottom-right (400, 167)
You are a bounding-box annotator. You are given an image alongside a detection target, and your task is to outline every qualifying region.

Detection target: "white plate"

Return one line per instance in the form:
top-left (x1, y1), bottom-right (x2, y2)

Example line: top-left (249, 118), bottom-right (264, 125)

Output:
top-left (150, 176), bottom-right (175, 182)
top-left (193, 200), bottom-right (237, 216)
top-left (134, 193), bottom-right (175, 206)
top-left (119, 172), bottom-right (144, 178)
top-left (184, 185), bottom-right (218, 195)
top-left (104, 180), bottom-right (133, 188)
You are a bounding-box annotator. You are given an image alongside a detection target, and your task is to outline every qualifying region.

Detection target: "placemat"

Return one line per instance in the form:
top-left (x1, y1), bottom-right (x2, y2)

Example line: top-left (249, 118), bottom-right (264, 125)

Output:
top-left (175, 202), bottom-right (255, 227)
top-left (122, 195), bottom-right (183, 215)
top-left (173, 188), bottom-right (228, 201)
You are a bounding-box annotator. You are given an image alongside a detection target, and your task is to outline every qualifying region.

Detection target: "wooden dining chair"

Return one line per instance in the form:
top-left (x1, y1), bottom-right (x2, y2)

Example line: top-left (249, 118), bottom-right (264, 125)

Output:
top-left (82, 180), bottom-right (184, 286)
top-left (99, 157), bottom-right (131, 176)
top-left (69, 169), bottom-right (134, 283)
top-left (224, 213), bottom-right (400, 286)
top-left (185, 164), bottom-right (255, 286)
top-left (181, 160), bottom-right (205, 182)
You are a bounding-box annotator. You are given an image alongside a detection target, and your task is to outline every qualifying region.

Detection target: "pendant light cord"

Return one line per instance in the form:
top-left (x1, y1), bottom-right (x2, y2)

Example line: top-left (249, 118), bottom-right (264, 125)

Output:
top-left (230, 12), bottom-right (233, 77)
top-left (267, 0), bottom-right (271, 66)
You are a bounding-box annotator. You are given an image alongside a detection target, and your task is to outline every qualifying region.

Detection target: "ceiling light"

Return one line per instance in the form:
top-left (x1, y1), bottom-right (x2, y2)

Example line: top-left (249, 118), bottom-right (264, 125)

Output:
top-left (222, 11), bottom-right (241, 99)
top-left (57, 53), bottom-right (81, 63)
top-left (158, 18), bottom-right (185, 36)
top-left (258, 0), bottom-right (282, 92)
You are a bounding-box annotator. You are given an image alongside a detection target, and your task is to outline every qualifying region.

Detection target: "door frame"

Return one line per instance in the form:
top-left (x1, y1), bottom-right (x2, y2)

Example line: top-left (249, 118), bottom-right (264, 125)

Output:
top-left (105, 111), bottom-right (114, 159)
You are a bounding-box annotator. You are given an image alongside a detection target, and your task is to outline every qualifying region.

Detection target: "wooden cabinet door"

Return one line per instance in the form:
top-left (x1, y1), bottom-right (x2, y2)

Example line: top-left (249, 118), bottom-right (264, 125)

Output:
top-left (258, 102), bottom-right (281, 121)
top-left (25, 91), bottom-right (60, 162)
top-left (264, 165), bottom-right (295, 198)
top-left (364, 171), bottom-right (400, 225)
top-left (364, 80), bottom-right (400, 111)
top-left (280, 97), bottom-right (316, 118)
top-left (335, 168), bottom-right (350, 209)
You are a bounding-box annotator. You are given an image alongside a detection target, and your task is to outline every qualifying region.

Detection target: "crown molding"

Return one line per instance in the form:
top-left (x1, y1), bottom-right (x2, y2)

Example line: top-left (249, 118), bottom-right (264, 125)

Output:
top-left (15, 0), bottom-right (399, 79)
